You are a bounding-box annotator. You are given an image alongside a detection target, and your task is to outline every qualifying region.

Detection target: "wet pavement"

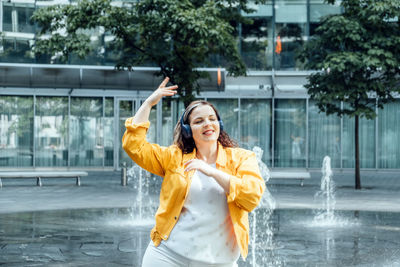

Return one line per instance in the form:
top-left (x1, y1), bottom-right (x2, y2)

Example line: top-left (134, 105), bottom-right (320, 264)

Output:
top-left (0, 169), bottom-right (400, 266)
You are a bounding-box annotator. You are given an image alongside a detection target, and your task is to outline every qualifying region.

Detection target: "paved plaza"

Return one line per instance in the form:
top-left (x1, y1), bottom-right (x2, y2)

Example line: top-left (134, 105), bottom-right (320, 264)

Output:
top-left (1, 169), bottom-right (400, 266)
top-left (1, 170), bottom-right (399, 214)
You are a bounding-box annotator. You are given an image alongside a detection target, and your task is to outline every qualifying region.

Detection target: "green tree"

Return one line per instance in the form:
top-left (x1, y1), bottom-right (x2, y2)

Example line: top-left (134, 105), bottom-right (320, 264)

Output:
top-left (300, 0), bottom-right (400, 189)
top-left (32, 0), bottom-right (266, 106)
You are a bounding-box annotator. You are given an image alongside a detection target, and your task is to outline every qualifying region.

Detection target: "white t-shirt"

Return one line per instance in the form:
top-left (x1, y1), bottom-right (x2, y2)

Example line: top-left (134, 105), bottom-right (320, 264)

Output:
top-left (164, 164), bottom-right (240, 264)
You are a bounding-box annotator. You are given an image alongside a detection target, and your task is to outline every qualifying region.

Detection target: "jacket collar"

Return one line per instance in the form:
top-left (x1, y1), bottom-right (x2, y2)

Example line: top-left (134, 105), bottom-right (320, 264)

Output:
top-left (182, 142), bottom-right (227, 167)
top-left (182, 149), bottom-right (196, 163)
top-left (216, 142), bottom-right (228, 167)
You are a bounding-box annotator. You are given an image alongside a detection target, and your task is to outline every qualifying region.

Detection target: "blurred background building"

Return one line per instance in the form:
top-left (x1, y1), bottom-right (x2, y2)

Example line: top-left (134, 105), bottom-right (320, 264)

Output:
top-left (0, 0), bottom-right (398, 171)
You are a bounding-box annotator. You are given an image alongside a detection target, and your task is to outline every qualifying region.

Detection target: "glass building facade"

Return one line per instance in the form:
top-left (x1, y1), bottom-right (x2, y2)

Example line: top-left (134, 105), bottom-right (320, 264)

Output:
top-left (1, 0), bottom-right (400, 171)
top-left (0, 0), bottom-right (342, 70)
top-left (1, 93), bottom-right (400, 170)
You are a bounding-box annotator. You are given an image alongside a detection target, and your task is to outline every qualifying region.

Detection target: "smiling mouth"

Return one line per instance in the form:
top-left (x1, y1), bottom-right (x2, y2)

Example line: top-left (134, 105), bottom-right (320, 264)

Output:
top-left (203, 130), bottom-right (214, 135)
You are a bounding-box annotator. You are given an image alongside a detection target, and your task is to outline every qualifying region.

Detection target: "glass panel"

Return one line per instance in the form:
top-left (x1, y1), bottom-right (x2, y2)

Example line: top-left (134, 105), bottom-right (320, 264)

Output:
top-left (274, 99), bottom-right (306, 167)
top-left (240, 99), bottom-right (272, 165)
top-left (35, 97), bottom-right (68, 167)
top-left (378, 100), bottom-right (400, 169)
top-left (241, 11), bottom-right (273, 70)
top-left (310, 0), bottom-right (342, 35)
top-left (104, 32), bottom-right (120, 66)
top-left (70, 29), bottom-right (104, 65)
top-left (161, 98), bottom-right (173, 146)
top-left (0, 38), bottom-right (33, 63)
top-left (0, 96), bottom-right (33, 167)
top-left (308, 101), bottom-right (341, 168)
top-left (342, 112), bottom-right (375, 168)
top-left (70, 97), bottom-right (103, 167)
top-left (275, 0), bottom-right (307, 70)
top-left (104, 98), bottom-right (114, 167)
top-left (119, 100), bottom-right (134, 167)
top-left (16, 6), bottom-right (35, 33)
top-left (208, 99), bottom-right (239, 142)
top-left (3, 5), bottom-right (13, 32)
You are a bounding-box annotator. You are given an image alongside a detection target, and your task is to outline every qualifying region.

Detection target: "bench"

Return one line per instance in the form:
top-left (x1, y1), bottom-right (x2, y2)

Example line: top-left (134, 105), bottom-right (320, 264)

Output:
top-left (269, 170), bottom-right (311, 186)
top-left (0, 171), bottom-right (88, 188)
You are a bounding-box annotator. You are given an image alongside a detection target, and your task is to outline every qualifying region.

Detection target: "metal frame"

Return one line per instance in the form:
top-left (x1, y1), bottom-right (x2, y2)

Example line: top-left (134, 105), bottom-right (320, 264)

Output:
top-left (271, 97), bottom-right (275, 168)
top-left (102, 96), bottom-right (105, 168)
top-left (156, 101), bottom-right (162, 145)
top-left (67, 95), bottom-right (71, 168)
top-left (32, 94), bottom-right (36, 168)
top-left (305, 97), bottom-right (309, 168)
top-left (340, 101), bottom-right (343, 169)
top-left (375, 99), bottom-right (379, 170)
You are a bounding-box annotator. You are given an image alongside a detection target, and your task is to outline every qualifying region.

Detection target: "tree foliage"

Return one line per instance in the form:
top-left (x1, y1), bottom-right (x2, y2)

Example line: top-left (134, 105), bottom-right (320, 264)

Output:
top-left (299, 0), bottom-right (400, 189)
top-left (32, 0), bottom-right (267, 105)
top-left (299, 0), bottom-right (400, 119)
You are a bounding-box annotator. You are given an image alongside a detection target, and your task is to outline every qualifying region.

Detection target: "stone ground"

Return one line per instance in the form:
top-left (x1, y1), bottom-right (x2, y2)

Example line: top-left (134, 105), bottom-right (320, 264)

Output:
top-left (0, 169), bottom-right (399, 266)
top-left (1, 169), bottom-right (399, 214)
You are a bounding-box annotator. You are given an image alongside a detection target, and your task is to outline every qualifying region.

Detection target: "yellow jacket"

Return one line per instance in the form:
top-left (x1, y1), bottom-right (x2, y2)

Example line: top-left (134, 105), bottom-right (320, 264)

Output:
top-left (122, 118), bottom-right (265, 259)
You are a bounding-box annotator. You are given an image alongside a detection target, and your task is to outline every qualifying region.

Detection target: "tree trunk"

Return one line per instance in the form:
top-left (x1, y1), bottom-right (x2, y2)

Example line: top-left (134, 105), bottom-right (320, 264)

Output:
top-left (355, 115), bottom-right (361, 189)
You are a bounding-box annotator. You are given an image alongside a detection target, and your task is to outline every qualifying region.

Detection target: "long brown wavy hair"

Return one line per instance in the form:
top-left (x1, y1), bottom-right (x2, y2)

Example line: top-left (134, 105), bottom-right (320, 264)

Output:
top-left (173, 100), bottom-right (237, 153)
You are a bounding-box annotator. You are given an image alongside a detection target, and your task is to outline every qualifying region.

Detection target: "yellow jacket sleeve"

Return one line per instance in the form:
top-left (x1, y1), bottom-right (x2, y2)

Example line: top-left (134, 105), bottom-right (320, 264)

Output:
top-left (227, 152), bottom-right (265, 212)
top-left (122, 118), bottom-right (170, 177)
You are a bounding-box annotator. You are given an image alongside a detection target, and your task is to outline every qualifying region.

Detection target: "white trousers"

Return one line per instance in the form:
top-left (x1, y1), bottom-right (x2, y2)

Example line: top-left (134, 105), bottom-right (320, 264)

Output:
top-left (142, 241), bottom-right (238, 267)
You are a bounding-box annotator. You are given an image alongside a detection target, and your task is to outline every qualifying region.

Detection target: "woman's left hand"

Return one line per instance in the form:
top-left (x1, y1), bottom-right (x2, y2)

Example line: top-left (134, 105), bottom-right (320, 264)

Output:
top-left (184, 159), bottom-right (215, 177)
top-left (184, 159), bottom-right (231, 193)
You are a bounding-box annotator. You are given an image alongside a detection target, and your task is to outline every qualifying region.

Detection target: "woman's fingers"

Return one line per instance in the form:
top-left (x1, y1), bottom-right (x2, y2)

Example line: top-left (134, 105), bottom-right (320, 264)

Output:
top-left (160, 88), bottom-right (177, 97)
top-left (144, 78), bottom-right (177, 107)
top-left (159, 77), bottom-right (170, 88)
top-left (165, 85), bottom-right (178, 90)
top-left (184, 159), bottom-right (195, 167)
top-left (184, 159), bottom-right (205, 172)
top-left (158, 77), bottom-right (178, 91)
top-left (184, 160), bottom-right (195, 172)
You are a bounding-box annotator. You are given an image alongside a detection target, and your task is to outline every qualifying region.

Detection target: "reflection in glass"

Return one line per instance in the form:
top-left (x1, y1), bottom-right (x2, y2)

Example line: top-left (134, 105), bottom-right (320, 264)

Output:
top-left (0, 96), bottom-right (33, 167)
top-left (119, 100), bottom-right (134, 167)
top-left (35, 97), bottom-right (68, 167)
top-left (104, 98), bottom-right (114, 167)
top-left (310, 0), bottom-right (342, 36)
top-left (70, 28), bottom-right (105, 65)
top-left (208, 99), bottom-right (239, 142)
top-left (0, 38), bottom-right (33, 63)
top-left (240, 99), bottom-right (271, 165)
top-left (342, 106), bottom-right (375, 169)
top-left (3, 5), bottom-right (13, 31)
top-left (16, 6), bottom-right (35, 33)
top-left (275, 0), bottom-right (307, 70)
top-left (104, 32), bottom-right (125, 66)
top-left (308, 101), bottom-right (341, 168)
top-left (274, 99), bottom-right (306, 167)
top-left (70, 97), bottom-right (103, 167)
top-left (241, 15), bottom-right (273, 70)
top-left (378, 100), bottom-right (400, 169)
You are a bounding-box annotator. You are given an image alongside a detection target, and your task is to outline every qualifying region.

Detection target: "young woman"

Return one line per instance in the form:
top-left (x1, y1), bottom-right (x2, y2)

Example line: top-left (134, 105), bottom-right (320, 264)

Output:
top-left (122, 77), bottom-right (265, 267)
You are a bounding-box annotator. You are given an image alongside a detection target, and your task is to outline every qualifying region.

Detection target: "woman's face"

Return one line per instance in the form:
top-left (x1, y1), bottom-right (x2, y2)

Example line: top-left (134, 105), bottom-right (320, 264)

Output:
top-left (188, 104), bottom-right (220, 145)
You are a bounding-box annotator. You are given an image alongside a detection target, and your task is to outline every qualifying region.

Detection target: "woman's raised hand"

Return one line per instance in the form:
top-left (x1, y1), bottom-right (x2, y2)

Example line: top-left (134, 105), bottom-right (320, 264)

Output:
top-left (145, 77), bottom-right (178, 107)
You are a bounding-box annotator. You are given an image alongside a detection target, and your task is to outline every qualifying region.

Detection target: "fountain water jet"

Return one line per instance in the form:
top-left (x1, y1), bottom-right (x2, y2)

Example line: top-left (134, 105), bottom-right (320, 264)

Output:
top-left (250, 146), bottom-right (281, 267)
top-left (311, 156), bottom-right (357, 228)
top-left (127, 164), bottom-right (157, 225)
top-left (313, 155), bottom-right (336, 225)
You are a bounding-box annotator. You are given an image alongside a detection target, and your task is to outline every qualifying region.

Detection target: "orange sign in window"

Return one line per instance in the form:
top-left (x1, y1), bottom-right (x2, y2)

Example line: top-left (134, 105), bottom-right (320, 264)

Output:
top-left (275, 36), bottom-right (282, 54)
